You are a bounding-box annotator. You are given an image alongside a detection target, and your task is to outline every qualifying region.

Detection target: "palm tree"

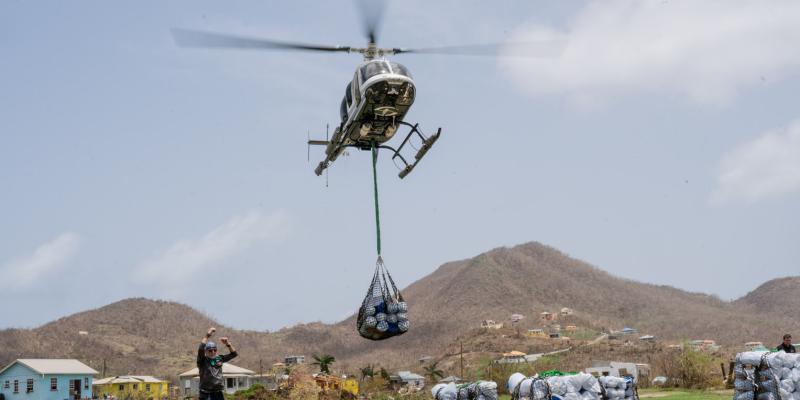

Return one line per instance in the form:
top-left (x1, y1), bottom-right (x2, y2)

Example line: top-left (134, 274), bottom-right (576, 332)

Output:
top-left (423, 361), bottom-right (445, 382)
top-left (360, 364), bottom-right (375, 380)
top-left (379, 367), bottom-right (390, 381)
top-left (312, 353), bottom-right (336, 374)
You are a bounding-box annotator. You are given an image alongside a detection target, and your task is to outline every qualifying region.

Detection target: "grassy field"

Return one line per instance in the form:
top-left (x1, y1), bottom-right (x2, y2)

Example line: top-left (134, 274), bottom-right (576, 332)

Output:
top-left (497, 390), bottom-right (733, 400)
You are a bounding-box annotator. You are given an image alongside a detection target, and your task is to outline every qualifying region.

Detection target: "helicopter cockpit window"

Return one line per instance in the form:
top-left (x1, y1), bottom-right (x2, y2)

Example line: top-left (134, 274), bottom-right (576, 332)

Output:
top-left (344, 81), bottom-right (353, 107)
top-left (389, 62), bottom-right (412, 78)
top-left (360, 61), bottom-right (391, 81)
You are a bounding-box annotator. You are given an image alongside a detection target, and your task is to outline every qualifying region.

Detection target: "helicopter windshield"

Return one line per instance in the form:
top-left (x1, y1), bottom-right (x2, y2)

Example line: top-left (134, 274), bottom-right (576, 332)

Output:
top-left (389, 62), bottom-right (412, 78)
top-left (360, 61), bottom-right (391, 81)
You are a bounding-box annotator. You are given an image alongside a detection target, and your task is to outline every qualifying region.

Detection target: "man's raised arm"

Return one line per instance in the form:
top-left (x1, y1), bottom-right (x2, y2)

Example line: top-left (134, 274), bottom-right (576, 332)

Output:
top-left (220, 336), bottom-right (238, 362)
top-left (198, 327), bottom-right (216, 366)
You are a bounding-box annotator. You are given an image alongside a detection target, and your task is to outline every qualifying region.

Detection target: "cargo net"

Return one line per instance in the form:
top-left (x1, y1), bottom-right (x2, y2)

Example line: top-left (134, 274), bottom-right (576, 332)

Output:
top-left (733, 351), bottom-right (797, 400)
top-left (357, 257), bottom-right (408, 340)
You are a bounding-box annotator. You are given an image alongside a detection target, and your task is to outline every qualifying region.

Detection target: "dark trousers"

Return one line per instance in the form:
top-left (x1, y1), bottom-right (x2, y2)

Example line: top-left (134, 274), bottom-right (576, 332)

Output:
top-left (199, 391), bottom-right (225, 400)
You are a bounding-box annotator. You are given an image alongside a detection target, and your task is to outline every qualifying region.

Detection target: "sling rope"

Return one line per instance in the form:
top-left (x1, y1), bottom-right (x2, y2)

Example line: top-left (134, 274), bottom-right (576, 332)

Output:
top-left (371, 140), bottom-right (382, 257)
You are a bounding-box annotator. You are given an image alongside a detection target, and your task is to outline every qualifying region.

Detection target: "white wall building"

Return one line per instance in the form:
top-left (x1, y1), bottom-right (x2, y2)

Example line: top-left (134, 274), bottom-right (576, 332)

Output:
top-left (178, 363), bottom-right (256, 396)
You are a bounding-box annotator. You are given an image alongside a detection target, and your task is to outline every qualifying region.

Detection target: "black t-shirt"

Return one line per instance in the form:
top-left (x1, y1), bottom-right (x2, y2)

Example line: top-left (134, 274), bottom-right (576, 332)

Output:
top-left (777, 343), bottom-right (796, 353)
top-left (196, 343), bottom-right (238, 393)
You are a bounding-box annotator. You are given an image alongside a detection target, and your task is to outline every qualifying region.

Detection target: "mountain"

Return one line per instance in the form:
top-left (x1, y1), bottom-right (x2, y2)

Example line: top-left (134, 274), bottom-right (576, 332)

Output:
top-left (734, 276), bottom-right (800, 321)
top-left (1, 242), bottom-right (797, 380)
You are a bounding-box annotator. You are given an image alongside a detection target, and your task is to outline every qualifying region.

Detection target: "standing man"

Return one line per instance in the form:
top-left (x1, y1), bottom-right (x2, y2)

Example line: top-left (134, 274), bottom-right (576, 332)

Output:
top-left (198, 327), bottom-right (238, 400)
top-left (777, 334), bottom-right (796, 353)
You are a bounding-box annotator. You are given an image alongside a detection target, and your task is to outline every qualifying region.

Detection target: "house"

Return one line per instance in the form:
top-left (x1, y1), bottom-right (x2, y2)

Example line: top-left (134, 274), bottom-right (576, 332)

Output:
top-left (639, 335), bottom-right (656, 342)
top-left (0, 359), bottom-right (98, 400)
top-left (481, 320), bottom-right (502, 329)
top-left (527, 329), bottom-right (546, 338)
top-left (179, 363), bottom-right (256, 396)
top-left (565, 325), bottom-right (577, 332)
top-left (497, 351), bottom-right (527, 364)
top-left (511, 314), bottom-right (524, 324)
top-left (585, 361), bottom-right (651, 383)
top-left (690, 339), bottom-right (721, 352)
top-left (283, 355), bottom-right (305, 366)
top-left (93, 376), bottom-right (169, 399)
top-left (539, 312), bottom-right (557, 322)
top-left (418, 356), bottom-right (434, 364)
top-left (621, 327), bottom-right (638, 334)
top-left (560, 307), bottom-right (574, 316)
top-left (745, 342), bottom-right (768, 352)
top-left (389, 371), bottom-right (425, 391)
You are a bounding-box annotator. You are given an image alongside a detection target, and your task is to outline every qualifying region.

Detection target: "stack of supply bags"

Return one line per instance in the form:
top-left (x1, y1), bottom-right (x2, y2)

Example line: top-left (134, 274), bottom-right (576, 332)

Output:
top-left (508, 372), bottom-right (601, 400)
top-left (357, 257), bottom-right (408, 340)
top-left (598, 376), bottom-right (637, 400)
top-left (431, 383), bottom-right (458, 400)
top-left (431, 381), bottom-right (498, 400)
top-left (732, 351), bottom-right (800, 400)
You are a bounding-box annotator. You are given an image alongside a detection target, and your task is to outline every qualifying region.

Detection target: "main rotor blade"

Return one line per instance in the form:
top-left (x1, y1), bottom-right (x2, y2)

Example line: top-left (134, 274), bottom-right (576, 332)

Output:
top-left (356, 0), bottom-right (386, 44)
top-left (393, 40), bottom-right (566, 58)
top-left (171, 28), bottom-right (352, 53)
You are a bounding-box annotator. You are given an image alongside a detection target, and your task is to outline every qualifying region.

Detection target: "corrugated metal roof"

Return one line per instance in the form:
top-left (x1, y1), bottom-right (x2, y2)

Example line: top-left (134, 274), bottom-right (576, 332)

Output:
top-left (93, 376), bottom-right (166, 385)
top-left (179, 363), bottom-right (255, 377)
top-left (0, 359), bottom-right (98, 375)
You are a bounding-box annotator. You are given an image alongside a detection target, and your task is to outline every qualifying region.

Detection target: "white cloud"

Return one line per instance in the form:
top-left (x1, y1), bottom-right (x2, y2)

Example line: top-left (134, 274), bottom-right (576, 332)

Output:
top-left (502, 1), bottom-right (800, 105)
top-left (135, 209), bottom-right (290, 291)
top-left (710, 119), bottom-right (800, 204)
top-left (1, 232), bottom-right (82, 289)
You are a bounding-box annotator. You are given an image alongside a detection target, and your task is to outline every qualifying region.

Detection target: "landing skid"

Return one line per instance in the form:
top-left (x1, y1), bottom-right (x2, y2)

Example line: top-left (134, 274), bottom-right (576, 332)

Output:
top-left (309, 121), bottom-right (441, 179)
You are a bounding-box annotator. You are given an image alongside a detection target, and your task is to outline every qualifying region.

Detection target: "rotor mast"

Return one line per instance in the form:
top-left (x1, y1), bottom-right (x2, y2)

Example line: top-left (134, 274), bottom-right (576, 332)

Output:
top-left (351, 42), bottom-right (398, 61)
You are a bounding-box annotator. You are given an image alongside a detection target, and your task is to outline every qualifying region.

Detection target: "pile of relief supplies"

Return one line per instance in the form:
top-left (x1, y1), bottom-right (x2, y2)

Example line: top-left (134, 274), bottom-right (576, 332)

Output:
top-left (597, 376), bottom-right (638, 400)
top-left (734, 351), bottom-right (800, 400)
top-left (507, 372), bottom-right (604, 400)
top-left (431, 381), bottom-right (498, 400)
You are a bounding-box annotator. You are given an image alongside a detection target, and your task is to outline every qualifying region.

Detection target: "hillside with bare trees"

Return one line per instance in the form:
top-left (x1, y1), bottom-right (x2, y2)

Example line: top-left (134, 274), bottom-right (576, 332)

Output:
top-left (0, 241), bottom-right (797, 380)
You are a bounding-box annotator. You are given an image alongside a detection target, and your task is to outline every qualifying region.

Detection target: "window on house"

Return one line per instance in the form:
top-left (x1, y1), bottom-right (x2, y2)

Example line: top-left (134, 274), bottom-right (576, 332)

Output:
top-left (226, 378), bottom-right (234, 389)
top-left (51, 377), bottom-right (58, 391)
top-left (146, 384), bottom-right (151, 391)
top-left (70, 380), bottom-right (75, 391)
top-left (27, 379), bottom-right (34, 393)
top-left (119, 384), bottom-right (124, 391)
top-left (3, 380), bottom-right (9, 389)
top-left (84, 377), bottom-right (89, 389)
top-left (132, 383), bottom-right (138, 390)
top-left (14, 380), bottom-right (19, 393)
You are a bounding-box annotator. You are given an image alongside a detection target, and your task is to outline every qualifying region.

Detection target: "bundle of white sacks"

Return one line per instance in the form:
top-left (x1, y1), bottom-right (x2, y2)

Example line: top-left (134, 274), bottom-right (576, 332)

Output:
top-left (597, 376), bottom-right (636, 400)
top-left (734, 351), bottom-right (800, 400)
top-left (361, 300), bottom-right (409, 333)
top-left (430, 381), bottom-right (498, 400)
top-left (507, 372), bottom-right (601, 400)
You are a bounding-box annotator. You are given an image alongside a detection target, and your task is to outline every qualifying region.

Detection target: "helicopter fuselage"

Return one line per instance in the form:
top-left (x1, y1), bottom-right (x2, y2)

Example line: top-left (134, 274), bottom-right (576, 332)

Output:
top-left (324, 59), bottom-right (415, 159)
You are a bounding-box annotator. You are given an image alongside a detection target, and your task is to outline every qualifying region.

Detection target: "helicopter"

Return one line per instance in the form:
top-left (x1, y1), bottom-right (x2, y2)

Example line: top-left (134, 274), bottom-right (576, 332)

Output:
top-left (171, 2), bottom-right (561, 178)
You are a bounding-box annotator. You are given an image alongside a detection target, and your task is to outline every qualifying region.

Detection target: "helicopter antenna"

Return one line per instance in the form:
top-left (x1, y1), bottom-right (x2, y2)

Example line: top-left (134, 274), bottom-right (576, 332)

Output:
top-left (325, 124), bottom-right (329, 187)
top-left (307, 130), bottom-right (310, 162)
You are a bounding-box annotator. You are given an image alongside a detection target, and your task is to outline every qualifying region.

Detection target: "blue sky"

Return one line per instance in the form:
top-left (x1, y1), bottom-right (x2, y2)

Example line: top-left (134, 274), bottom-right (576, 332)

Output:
top-left (1, 0), bottom-right (799, 331)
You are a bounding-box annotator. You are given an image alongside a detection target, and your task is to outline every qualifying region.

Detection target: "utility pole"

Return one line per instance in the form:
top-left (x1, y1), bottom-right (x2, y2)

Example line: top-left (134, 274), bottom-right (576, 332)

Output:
top-left (460, 341), bottom-right (464, 380)
top-left (260, 359), bottom-right (263, 378)
top-left (102, 360), bottom-right (106, 378)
